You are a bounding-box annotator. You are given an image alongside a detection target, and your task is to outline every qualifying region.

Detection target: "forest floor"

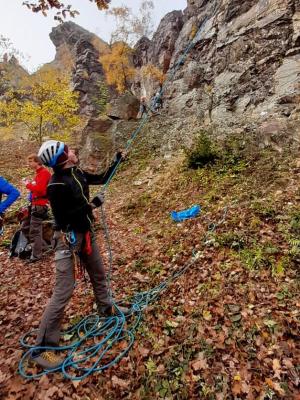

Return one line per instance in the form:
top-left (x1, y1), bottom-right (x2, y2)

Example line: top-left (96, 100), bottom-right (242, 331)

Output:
top-left (0, 137), bottom-right (299, 399)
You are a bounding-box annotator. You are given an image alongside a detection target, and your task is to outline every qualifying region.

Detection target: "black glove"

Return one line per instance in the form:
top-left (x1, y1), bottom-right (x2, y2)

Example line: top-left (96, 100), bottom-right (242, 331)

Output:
top-left (91, 192), bottom-right (105, 208)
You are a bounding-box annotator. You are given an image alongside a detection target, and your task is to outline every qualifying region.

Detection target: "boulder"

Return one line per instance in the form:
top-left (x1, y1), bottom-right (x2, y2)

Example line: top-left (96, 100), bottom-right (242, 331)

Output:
top-left (107, 93), bottom-right (140, 120)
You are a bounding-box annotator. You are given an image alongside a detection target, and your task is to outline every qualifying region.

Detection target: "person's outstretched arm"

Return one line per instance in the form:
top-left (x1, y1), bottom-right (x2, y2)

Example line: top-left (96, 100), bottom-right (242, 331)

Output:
top-left (83, 152), bottom-right (124, 186)
top-left (0, 176), bottom-right (20, 214)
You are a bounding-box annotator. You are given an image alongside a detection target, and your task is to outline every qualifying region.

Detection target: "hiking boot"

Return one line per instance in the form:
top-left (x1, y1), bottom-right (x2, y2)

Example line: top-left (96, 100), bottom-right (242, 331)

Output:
top-left (114, 305), bottom-right (130, 316)
top-left (99, 304), bottom-right (130, 317)
top-left (31, 351), bottom-right (63, 369)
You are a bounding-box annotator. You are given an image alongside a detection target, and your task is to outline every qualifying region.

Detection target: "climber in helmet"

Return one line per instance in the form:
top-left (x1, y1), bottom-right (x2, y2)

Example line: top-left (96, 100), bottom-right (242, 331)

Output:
top-left (150, 91), bottom-right (163, 114)
top-left (139, 96), bottom-right (148, 119)
top-left (0, 176), bottom-right (20, 235)
top-left (30, 140), bottom-right (128, 370)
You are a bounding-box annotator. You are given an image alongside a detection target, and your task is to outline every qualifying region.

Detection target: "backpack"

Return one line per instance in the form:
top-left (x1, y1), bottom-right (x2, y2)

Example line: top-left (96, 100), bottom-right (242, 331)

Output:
top-left (9, 230), bottom-right (32, 259)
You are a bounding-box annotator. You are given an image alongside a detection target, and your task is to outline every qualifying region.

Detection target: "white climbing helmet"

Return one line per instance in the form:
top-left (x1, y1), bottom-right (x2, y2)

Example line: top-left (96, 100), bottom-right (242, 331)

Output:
top-left (38, 140), bottom-right (66, 168)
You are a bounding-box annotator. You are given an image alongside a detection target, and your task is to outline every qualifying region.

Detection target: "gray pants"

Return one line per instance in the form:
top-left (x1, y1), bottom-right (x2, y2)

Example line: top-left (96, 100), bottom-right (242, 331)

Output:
top-left (36, 232), bottom-right (112, 347)
top-left (21, 205), bottom-right (48, 259)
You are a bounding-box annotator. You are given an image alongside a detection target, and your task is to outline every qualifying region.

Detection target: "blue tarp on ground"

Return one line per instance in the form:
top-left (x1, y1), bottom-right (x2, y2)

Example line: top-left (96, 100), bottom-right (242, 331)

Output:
top-left (170, 204), bottom-right (201, 222)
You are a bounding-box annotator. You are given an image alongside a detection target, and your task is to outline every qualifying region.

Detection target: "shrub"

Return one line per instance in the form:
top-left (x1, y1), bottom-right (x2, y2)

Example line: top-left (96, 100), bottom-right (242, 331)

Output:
top-left (185, 131), bottom-right (218, 169)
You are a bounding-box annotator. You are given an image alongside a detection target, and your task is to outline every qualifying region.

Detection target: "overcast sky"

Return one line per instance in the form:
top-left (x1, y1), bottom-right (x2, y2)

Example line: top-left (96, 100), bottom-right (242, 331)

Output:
top-left (0, 0), bottom-right (187, 72)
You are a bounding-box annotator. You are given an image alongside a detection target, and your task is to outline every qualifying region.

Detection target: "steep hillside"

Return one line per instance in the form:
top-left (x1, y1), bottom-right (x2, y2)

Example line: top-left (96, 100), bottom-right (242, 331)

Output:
top-left (0, 55), bottom-right (29, 94)
top-left (0, 132), bottom-right (299, 399)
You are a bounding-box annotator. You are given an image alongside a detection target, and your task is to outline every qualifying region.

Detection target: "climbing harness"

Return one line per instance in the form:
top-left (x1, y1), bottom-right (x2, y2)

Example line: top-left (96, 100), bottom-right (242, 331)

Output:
top-left (19, 14), bottom-right (227, 381)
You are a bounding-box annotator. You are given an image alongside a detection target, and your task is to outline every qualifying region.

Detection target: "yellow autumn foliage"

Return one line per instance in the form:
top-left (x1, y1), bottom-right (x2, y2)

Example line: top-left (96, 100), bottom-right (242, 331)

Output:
top-left (0, 68), bottom-right (80, 143)
top-left (189, 24), bottom-right (198, 40)
top-left (141, 64), bottom-right (165, 85)
top-left (100, 42), bottom-right (135, 93)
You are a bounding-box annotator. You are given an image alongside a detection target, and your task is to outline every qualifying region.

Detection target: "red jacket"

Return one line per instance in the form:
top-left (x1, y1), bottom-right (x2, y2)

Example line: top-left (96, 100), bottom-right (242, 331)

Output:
top-left (26, 166), bottom-right (51, 206)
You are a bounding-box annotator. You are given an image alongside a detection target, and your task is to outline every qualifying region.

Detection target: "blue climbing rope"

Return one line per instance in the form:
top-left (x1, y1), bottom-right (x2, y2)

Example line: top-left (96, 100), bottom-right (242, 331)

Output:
top-left (18, 14), bottom-right (226, 381)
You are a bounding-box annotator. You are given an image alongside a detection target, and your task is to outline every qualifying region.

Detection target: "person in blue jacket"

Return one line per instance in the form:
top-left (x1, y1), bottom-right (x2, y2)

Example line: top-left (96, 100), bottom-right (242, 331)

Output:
top-left (0, 176), bottom-right (20, 234)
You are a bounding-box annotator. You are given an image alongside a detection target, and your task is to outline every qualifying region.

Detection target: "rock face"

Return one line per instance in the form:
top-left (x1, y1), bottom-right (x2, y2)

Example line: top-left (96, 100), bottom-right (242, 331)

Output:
top-left (72, 39), bottom-right (105, 116)
top-left (134, 0), bottom-right (300, 143)
top-left (49, 22), bottom-right (109, 117)
top-left (79, 117), bottom-right (114, 172)
top-left (0, 55), bottom-right (29, 94)
top-left (49, 21), bottom-right (107, 72)
top-left (134, 11), bottom-right (184, 73)
top-left (49, 1), bottom-right (300, 171)
top-left (133, 36), bottom-right (151, 68)
top-left (108, 93), bottom-right (140, 120)
top-left (148, 10), bottom-right (184, 73)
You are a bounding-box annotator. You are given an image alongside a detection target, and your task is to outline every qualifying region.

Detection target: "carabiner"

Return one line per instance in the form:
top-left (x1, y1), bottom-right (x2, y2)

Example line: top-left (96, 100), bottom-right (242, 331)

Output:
top-left (65, 230), bottom-right (77, 245)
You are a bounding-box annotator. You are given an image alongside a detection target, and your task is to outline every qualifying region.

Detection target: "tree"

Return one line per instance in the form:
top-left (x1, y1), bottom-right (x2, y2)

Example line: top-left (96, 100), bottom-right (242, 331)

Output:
top-left (99, 2), bottom-right (154, 93)
top-left (100, 42), bottom-right (135, 93)
top-left (107, 1), bottom-right (154, 45)
top-left (0, 68), bottom-right (80, 144)
top-left (140, 64), bottom-right (166, 86)
top-left (23, 0), bottom-right (111, 22)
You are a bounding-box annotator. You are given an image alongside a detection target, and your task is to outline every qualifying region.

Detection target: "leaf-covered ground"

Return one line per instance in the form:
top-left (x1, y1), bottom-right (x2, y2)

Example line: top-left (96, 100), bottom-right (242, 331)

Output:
top-left (0, 141), bottom-right (299, 399)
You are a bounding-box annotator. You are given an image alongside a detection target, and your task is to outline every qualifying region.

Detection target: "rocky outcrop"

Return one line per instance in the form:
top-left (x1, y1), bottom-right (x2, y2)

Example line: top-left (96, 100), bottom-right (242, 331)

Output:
top-left (79, 117), bottom-right (114, 172)
top-left (148, 11), bottom-right (184, 73)
top-left (0, 55), bottom-right (29, 93)
top-left (49, 1), bottom-right (300, 170)
top-left (49, 21), bottom-right (108, 72)
top-left (133, 11), bottom-right (184, 73)
top-left (108, 93), bottom-right (140, 120)
top-left (49, 22), bottom-right (109, 117)
top-left (134, 0), bottom-right (300, 143)
top-left (133, 36), bottom-right (151, 68)
top-left (72, 39), bottom-right (105, 116)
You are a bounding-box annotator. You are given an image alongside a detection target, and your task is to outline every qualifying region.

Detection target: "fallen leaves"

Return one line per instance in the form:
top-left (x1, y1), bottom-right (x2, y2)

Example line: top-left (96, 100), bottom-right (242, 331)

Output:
top-left (1, 147), bottom-right (300, 399)
top-left (202, 310), bottom-right (212, 321)
top-left (191, 352), bottom-right (208, 371)
top-left (111, 375), bottom-right (130, 389)
top-left (265, 378), bottom-right (286, 396)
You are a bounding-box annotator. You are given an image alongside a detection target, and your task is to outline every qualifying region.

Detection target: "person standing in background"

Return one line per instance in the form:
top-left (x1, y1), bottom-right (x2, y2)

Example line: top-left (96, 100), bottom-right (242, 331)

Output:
top-left (21, 155), bottom-right (51, 263)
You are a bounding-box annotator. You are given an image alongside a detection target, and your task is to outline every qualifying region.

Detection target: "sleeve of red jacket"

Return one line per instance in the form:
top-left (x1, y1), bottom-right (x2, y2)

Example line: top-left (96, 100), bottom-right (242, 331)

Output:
top-left (26, 169), bottom-right (51, 197)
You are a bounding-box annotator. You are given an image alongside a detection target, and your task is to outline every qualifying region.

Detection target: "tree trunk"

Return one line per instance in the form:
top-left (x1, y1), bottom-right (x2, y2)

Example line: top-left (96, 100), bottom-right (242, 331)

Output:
top-left (39, 115), bottom-right (43, 145)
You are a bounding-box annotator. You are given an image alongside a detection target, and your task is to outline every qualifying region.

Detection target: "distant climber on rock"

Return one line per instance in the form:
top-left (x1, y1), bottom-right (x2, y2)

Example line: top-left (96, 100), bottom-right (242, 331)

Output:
top-left (21, 154), bottom-right (51, 263)
top-left (138, 96), bottom-right (148, 119)
top-left (30, 140), bottom-right (129, 370)
top-left (150, 91), bottom-right (163, 114)
top-left (0, 176), bottom-right (20, 235)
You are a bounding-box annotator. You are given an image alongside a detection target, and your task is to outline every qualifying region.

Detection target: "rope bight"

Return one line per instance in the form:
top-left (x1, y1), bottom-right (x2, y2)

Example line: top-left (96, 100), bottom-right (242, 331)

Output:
top-left (19, 14), bottom-right (227, 381)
